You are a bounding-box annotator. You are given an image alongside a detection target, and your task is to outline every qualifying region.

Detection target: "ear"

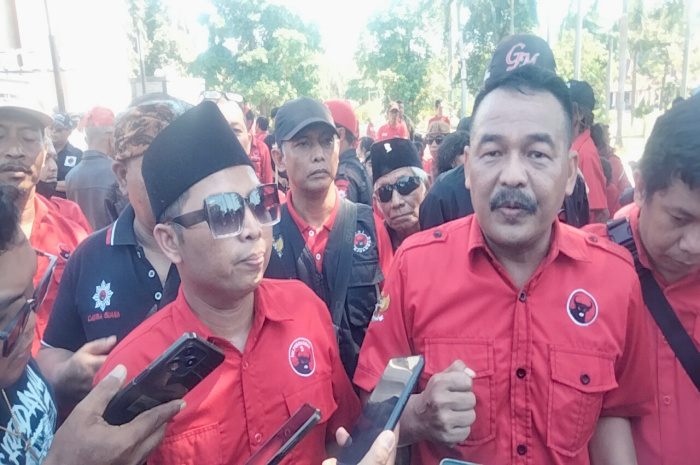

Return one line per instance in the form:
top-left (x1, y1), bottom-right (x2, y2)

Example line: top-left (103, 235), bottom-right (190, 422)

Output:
top-left (564, 149), bottom-right (579, 196)
top-left (337, 126), bottom-right (346, 142)
top-left (633, 170), bottom-right (646, 208)
top-left (464, 145), bottom-right (472, 190)
top-left (271, 145), bottom-right (286, 173)
top-left (112, 161), bottom-right (128, 197)
top-left (153, 223), bottom-right (184, 265)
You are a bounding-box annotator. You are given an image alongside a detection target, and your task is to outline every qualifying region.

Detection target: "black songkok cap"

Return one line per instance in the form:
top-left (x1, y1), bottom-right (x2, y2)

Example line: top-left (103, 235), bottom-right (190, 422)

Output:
top-left (370, 138), bottom-right (422, 184)
top-left (274, 97), bottom-right (338, 146)
top-left (142, 100), bottom-right (253, 222)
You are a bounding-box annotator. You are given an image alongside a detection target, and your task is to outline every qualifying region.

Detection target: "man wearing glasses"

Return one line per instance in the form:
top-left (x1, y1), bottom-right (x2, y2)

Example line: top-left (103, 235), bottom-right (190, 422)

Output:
top-left (0, 101), bottom-right (91, 357)
top-left (95, 101), bottom-right (360, 464)
top-left (48, 112), bottom-right (82, 199)
top-left (423, 120), bottom-right (449, 181)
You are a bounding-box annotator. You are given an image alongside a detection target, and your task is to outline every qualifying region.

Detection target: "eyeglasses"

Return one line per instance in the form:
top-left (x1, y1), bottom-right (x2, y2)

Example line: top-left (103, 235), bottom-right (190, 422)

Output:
top-left (0, 250), bottom-right (56, 358)
top-left (375, 176), bottom-right (422, 203)
top-left (169, 184), bottom-right (281, 239)
top-left (200, 91), bottom-right (246, 108)
top-left (425, 136), bottom-right (445, 145)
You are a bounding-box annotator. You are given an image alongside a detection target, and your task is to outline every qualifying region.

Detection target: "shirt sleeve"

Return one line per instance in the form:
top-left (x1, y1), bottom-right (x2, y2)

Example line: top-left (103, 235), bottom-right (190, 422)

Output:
top-left (258, 142), bottom-right (274, 185)
top-left (41, 254), bottom-right (88, 352)
top-left (373, 215), bottom-right (394, 279)
top-left (354, 250), bottom-right (413, 392)
top-left (600, 277), bottom-right (655, 418)
top-left (579, 148), bottom-right (608, 211)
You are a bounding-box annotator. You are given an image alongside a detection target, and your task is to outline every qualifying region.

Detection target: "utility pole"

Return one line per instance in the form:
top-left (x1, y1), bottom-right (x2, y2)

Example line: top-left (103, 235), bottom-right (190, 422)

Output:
top-left (606, 34), bottom-right (613, 112)
top-left (510, 0), bottom-right (515, 34)
top-left (135, 20), bottom-right (147, 96)
top-left (448, 0), bottom-right (455, 117)
top-left (574, 0), bottom-right (583, 79)
top-left (43, 0), bottom-right (65, 112)
top-left (616, 0), bottom-right (628, 147)
top-left (457, 3), bottom-right (468, 118)
top-left (680, 0), bottom-right (693, 98)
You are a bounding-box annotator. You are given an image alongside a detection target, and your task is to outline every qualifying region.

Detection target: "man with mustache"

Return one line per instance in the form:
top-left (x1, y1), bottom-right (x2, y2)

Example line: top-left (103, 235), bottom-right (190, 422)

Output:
top-left (267, 97), bottom-right (392, 380)
top-left (355, 66), bottom-right (653, 464)
top-left (0, 101), bottom-right (91, 356)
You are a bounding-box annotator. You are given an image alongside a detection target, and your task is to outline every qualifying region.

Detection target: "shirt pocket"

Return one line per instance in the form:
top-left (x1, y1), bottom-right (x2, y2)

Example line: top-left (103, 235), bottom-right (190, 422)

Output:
top-left (546, 346), bottom-right (618, 457)
top-left (149, 423), bottom-right (223, 465)
top-left (424, 339), bottom-right (496, 445)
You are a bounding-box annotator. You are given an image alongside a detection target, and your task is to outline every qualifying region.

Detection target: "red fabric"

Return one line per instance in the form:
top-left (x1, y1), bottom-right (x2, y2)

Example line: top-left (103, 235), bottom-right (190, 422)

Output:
top-left (572, 130), bottom-right (608, 212)
top-left (605, 183), bottom-right (620, 216)
top-left (366, 122), bottom-right (377, 140)
top-left (29, 194), bottom-right (91, 355)
top-left (356, 215), bottom-right (654, 465)
top-left (586, 205), bottom-right (700, 465)
top-left (48, 196), bottom-right (92, 233)
top-left (287, 191), bottom-right (340, 274)
top-left (95, 282), bottom-right (360, 465)
top-left (376, 122), bottom-right (408, 141)
top-left (334, 179), bottom-right (350, 200)
top-left (607, 154), bottom-right (632, 193)
top-left (249, 136), bottom-right (274, 185)
top-left (428, 115), bottom-right (451, 127)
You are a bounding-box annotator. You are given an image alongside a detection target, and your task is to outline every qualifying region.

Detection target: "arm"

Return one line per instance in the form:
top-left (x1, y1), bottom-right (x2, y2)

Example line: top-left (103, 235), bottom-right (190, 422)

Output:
top-left (588, 417), bottom-right (637, 465)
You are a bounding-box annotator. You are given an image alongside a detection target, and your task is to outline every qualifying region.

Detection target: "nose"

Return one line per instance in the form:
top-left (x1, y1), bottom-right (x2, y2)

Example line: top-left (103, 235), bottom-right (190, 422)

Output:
top-left (390, 188), bottom-right (405, 209)
top-left (677, 225), bottom-right (700, 258)
top-left (3, 136), bottom-right (25, 159)
top-left (309, 141), bottom-right (326, 163)
top-left (239, 204), bottom-right (263, 241)
top-left (498, 152), bottom-right (528, 188)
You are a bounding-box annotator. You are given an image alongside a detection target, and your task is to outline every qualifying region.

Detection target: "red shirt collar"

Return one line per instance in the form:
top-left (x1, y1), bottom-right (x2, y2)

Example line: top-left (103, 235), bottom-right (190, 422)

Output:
top-left (571, 129), bottom-right (592, 152)
top-left (286, 190), bottom-right (340, 234)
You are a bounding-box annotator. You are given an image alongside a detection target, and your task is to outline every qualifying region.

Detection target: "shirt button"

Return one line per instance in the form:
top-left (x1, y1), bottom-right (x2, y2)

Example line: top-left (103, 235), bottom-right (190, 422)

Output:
top-left (663, 395), bottom-right (672, 405)
top-left (254, 433), bottom-right (263, 443)
top-left (242, 361), bottom-right (249, 370)
top-left (315, 253), bottom-right (321, 260)
top-left (518, 291), bottom-right (527, 302)
top-left (154, 292), bottom-right (162, 301)
top-left (516, 367), bottom-right (527, 379)
top-left (517, 444), bottom-right (527, 455)
top-left (148, 270), bottom-right (156, 278)
top-left (433, 230), bottom-right (442, 238)
top-left (137, 251), bottom-right (142, 258)
top-left (309, 230), bottom-right (315, 237)
top-left (588, 235), bottom-right (598, 243)
top-left (580, 373), bottom-right (591, 385)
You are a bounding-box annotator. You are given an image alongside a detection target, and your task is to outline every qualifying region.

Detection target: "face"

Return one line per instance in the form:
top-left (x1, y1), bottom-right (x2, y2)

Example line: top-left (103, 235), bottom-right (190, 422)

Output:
top-left (156, 166), bottom-right (271, 304)
top-left (49, 123), bottom-right (71, 148)
top-left (273, 124), bottom-right (339, 196)
top-left (374, 167), bottom-right (425, 233)
top-left (389, 109), bottom-right (399, 124)
top-left (216, 100), bottom-right (251, 155)
top-left (436, 103), bottom-right (443, 115)
top-left (427, 133), bottom-right (445, 158)
top-left (465, 88), bottom-right (577, 252)
top-left (113, 156), bottom-right (155, 230)
top-left (0, 115), bottom-right (46, 194)
top-left (636, 176), bottom-right (700, 282)
top-left (398, 103), bottom-right (404, 116)
top-left (0, 236), bottom-right (37, 388)
top-left (40, 141), bottom-right (58, 183)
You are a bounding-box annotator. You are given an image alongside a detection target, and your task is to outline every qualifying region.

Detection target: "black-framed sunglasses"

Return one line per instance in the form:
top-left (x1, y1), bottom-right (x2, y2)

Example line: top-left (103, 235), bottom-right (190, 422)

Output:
top-left (200, 90), bottom-right (246, 109)
top-left (425, 136), bottom-right (445, 145)
top-left (169, 184), bottom-right (281, 239)
top-left (375, 176), bottom-right (422, 203)
top-left (0, 250), bottom-right (56, 357)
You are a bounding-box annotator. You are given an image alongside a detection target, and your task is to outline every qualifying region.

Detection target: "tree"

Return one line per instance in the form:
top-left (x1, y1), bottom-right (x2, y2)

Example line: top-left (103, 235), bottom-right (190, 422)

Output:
top-left (189, 0), bottom-right (323, 113)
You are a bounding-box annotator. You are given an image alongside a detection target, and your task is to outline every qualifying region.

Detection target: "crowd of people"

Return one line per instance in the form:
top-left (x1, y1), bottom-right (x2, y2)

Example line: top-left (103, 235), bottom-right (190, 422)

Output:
top-left (0, 30), bottom-right (698, 465)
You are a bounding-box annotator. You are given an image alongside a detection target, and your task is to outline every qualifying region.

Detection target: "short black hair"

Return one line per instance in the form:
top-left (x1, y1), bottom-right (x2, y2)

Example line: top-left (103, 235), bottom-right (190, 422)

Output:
top-left (472, 65), bottom-right (574, 148)
top-left (396, 100), bottom-right (403, 105)
top-left (600, 157), bottom-right (613, 186)
top-left (639, 94), bottom-right (700, 199)
top-left (590, 123), bottom-right (607, 155)
top-left (436, 130), bottom-right (470, 175)
top-left (457, 116), bottom-right (472, 132)
top-left (671, 96), bottom-right (684, 107)
top-left (343, 127), bottom-right (356, 145)
top-left (246, 108), bottom-right (254, 121)
top-left (435, 99), bottom-right (442, 108)
top-left (256, 115), bottom-right (269, 131)
top-left (359, 137), bottom-right (374, 153)
top-left (414, 141), bottom-right (424, 155)
top-left (0, 186), bottom-right (21, 253)
top-left (271, 107), bottom-right (280, 119)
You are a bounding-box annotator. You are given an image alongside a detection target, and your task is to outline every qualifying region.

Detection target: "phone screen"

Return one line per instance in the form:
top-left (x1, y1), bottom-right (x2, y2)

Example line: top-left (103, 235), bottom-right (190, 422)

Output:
top-left (439, 460), bottom-right (480, 465)
top-left (337, 355), bottom-right (424, 464)
top-left (244, 403), bottom-right (321, 465)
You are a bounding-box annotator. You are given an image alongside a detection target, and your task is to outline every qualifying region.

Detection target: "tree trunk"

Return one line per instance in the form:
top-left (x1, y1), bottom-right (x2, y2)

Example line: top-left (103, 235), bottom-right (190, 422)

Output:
top-left (616, 6), bottom-right (628, 147)
top-left (574, 0), bottom-right (583, 79)
top-left (606, 34), bottom-right (613, 111)
top-left (680, 0), bottom-right (692, 97)
top-left (630, 49), bottom-right (637, 125)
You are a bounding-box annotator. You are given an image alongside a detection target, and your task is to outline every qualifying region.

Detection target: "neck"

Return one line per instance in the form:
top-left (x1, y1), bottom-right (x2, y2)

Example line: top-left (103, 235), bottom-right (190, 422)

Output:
top-left (132, 216), bottom-right (159, 250)
top-left (339, 141), bottom-right (351, 154)
top-left (18, 189), bottom-right (36, 239)
top-left (183, 285), bottom-right (255, 345)
top-left (290, 187), bottom-right (336, 228)
top-left (54, 141), bottom-right (67, 153)
top-left (484, 227), bottom-right (553, 289)
top-left (394, 223), bottom-right (419, 244)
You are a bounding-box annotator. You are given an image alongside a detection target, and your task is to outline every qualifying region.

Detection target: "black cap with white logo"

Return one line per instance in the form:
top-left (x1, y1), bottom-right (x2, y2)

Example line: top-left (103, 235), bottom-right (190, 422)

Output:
top-left (485, 34), bottom-right (556, 84)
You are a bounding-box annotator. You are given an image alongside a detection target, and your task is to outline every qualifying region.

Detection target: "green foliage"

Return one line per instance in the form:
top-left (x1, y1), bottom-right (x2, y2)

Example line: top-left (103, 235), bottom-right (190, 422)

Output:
top-left (189, 0), bottom-right (323, 113)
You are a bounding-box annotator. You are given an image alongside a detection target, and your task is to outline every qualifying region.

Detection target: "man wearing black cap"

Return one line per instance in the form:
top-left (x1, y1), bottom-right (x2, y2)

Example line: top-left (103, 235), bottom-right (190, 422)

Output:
top-left (371, 139), bottom-right (429, 251)
top-left (95, 101), bottom-right (360, 464)
top-left (419, 34), bottom-right (590, 230)
top-left (49, 112), bottom-right (83, 199)
top-left (568, 80), bottom-right (609, 223)
top-left (269, 97), bottom-right (392, 379)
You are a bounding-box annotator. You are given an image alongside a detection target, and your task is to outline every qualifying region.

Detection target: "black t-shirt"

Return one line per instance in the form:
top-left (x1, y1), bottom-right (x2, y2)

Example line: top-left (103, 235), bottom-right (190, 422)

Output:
top-left (0, 359), bottom-right (57, 464)
top-left (335, 149), bottom-right (373, 206)
top-left (42, 205), bottom-right (180, 352)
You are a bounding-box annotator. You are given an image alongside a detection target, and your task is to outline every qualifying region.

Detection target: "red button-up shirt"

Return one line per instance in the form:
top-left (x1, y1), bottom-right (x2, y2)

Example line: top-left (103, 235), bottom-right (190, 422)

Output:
top-left (95, 280), bottom-right (360, 465)
top-left (30, 194), bottom-right (91, 355)
top-left (571, 130), bottom-right (608, 212)
top-left (249, 136), bottom-right (274, 185)
top-left (376, 122), bottom-right (409, 141)
top-left (355, 214), bottom-right (654, 465)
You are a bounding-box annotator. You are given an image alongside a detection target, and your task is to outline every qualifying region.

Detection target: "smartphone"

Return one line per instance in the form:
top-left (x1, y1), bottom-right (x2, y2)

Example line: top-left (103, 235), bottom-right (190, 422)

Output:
top-left (103, 332), bottom-right (225, 425)
top-left (244, 403), bottom-right (321, 465)
top-left (337, 355), bottom-right (425, 464)
top-left (439, 460), bottom-right (480, 465)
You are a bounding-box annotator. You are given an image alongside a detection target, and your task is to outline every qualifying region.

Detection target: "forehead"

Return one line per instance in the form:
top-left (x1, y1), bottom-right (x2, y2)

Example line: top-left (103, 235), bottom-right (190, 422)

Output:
top-left (186, 165), bottom-right (260, 203)
top-left (289, 124), bottom-right (335, 140)
top-left (0, 114), bottom-right (44, 134)
top-left (472, 88), bottom-right (568, 144)
top-left (216, 101), bottom-right (245, 126)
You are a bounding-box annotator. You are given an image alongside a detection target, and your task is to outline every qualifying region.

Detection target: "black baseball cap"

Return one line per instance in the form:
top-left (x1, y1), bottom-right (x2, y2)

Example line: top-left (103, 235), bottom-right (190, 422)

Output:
top-left (274, 97), bottom-right (338, 146)
top-left (485, 34), bottom-right (556, 84)
top-left (567, 80), bottom-right (596, 111)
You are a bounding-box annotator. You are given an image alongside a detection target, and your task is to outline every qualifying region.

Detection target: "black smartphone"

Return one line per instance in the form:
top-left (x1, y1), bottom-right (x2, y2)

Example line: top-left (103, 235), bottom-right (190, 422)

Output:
top-left (102, 332), bottom-right (225, 425)
top-left (337, 355), bottom-right (425, 465)
top-left (439, 460), bottom-right (480, 465)
top-left (244, 403), bottom-right (322, 465)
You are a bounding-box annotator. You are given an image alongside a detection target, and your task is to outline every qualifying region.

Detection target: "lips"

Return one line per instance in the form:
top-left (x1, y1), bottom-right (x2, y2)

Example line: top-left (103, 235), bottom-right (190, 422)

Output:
top-left (0, 164), bottom-right (31, 174)
top-left (239, 251), bottom-right (265, 267)
top-left (308, 169), bottom-right (329, 177)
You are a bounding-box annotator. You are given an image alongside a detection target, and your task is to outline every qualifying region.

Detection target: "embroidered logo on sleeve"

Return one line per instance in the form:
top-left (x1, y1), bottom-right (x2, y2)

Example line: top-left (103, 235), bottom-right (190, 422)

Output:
top-left (353, 230), bottom-right (371, 253)
top-left (372, 292), bottom-right (390, 322)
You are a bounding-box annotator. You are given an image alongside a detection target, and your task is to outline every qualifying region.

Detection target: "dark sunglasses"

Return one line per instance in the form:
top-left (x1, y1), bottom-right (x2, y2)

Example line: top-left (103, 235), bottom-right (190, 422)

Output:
top-left (0, 250), bottom-right (56, 357)
top-left (169, 184), bottom-right (281, 239)
top-left (425, 136), bottom-right (444, 145)
top-left (375, 176), bottom-right (422, 203)
top-left (200, 90), bottom-right (246, 108)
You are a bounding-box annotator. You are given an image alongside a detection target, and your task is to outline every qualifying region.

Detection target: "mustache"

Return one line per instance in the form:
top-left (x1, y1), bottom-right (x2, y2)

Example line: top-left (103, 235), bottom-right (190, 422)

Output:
top-left (490, 188), bottom-right (537, 213)
top-left (0, 163), bottom-right (31, 174)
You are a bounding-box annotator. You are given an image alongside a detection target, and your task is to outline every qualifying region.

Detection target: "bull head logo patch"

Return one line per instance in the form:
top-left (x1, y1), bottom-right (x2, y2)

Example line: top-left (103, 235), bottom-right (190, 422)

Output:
top-left (566, 289), bottom-right (598, 326)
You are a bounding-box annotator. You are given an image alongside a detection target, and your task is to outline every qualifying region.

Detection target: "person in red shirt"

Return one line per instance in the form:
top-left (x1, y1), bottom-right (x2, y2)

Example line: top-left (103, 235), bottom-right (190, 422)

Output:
top-left (0, 101), bottom-right (91, 356)
top-left (568, 80), bottom-right (609, 223)
top-left (355, 66), bottom-right (654, 465)
top-left (424, 120), bottom-right (450, 180)
top-left (585, 95), bottom-right (700, 465)
top-left (427, 99), bottom-right (451, 127)
top-left (590, 123), bottom-right (632, 193)
top-left (255, 115), bottom-right (269, 145)
top-left (376, 102), bottom-right (408, 141)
